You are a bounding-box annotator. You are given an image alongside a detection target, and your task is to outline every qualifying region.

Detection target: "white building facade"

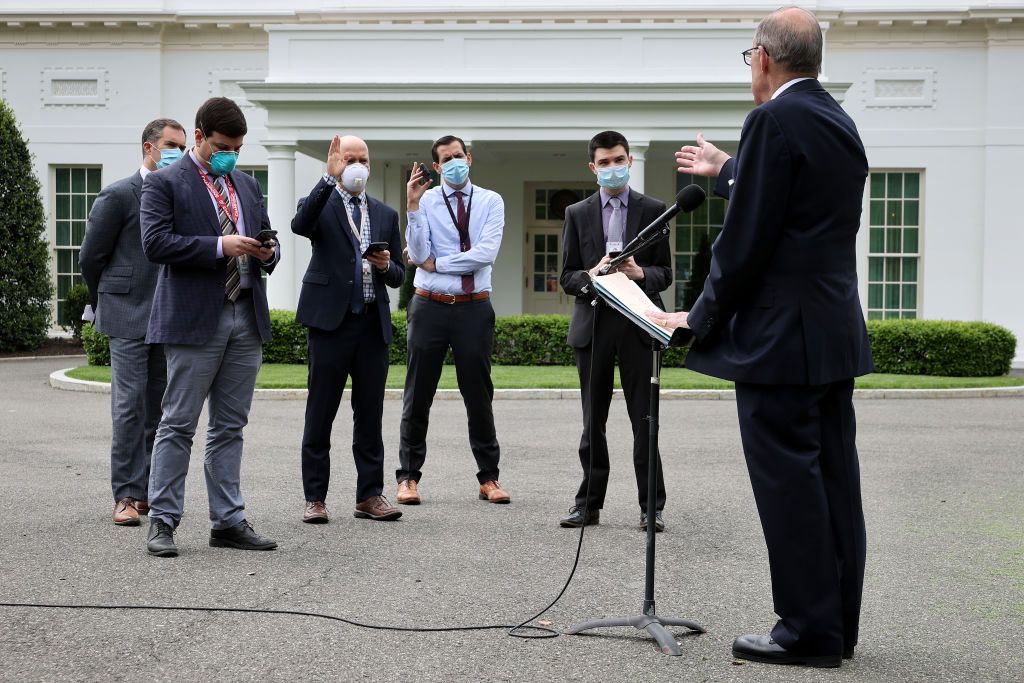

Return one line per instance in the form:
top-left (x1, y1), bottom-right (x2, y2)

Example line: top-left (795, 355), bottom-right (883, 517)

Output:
top-left (2, 1), bottom-right (1021, 365)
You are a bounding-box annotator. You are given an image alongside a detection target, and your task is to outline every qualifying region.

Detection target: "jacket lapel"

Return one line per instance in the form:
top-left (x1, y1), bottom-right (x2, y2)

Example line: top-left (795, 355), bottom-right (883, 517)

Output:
top-left (583, 192), bottom-right (604, 259)
top-left (328, 192), bottom-right (360, 249)
top-left (130, 171), bottom-right (143, 203)
top-left (228, 171), bottom-right (256, 236)
top-left (180, 157), bottom-right (220, 236)
top-left (367, 197), bottom-right (382, 243)
top-left (625, 189), bottom-right (644, 242)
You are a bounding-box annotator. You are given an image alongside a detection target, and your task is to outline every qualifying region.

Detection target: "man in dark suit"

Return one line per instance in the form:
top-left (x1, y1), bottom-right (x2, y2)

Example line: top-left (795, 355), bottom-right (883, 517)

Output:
top-left (80, 118), bottom-right (186, 526)
top-left (140, 97), bottom-right (280, 558)
top-left (292, 135), bottom-right (405, 524)
top-left (649, 7), bottom-right (873, 668)
top-left (559, 130), bottom-right (673, 532)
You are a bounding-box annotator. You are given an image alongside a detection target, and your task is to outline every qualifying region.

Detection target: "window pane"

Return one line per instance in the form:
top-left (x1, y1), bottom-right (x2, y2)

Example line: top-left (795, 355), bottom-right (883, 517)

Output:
top-left (57, 250), bottom-right (71, 273)
top-left (868, 284), bottom-right (882, 308)
top-left (87, 168), bottom-right (101, 194)
top-left (546, 255), bottom-right (557, 272)
top-left (535, 205), bottom-right (544, 220)
top-left (886, 228), bottom-right (901, 253)
top-left (868, 310), bottom-right (882, 320)
top-left (72, 250), bottom-right (80, 272)
top-left (903, 201), bottom-right (919, 227)
top-left (903, 228), bottom-right (918, 253)
top-left (868, 257), bottom-right (883, 281)
top-left (533, 255), bottom-right (544, 272)
top-left (533, 275), bottom-right (544, 292)
top-left (903, 311), bottom-right (917, 320)
top-left (72, 195), bottom-right (86, 220)
top-left (885, 310), bottom-right (899, 319)
top-left (676, 226), bottom-right (691, 252)
top-left (87, 195), bottom-right (97, 215)
top-left (535, 189), bottom-right (544, 204)
top-left (885, 258), bottom-right (901, 282)
top-left (885, 284), bottom-right (900, 308)
top-left (58, 274), bottom-right (71, 299)
top-left (870, 173), bottom-right (885, 199)
top-left (693, 201), bottom-right (707, 225)
top-left (56, 168), bottom-right (70, 193)
top-left (903, 258), bottom-right (918, 282)
top-left (547, 235), bottom-right (557, 252)
top-left (72, 168), bottom-right (86, 193)
top-left (886, 201), bottom-right (902, 227)
top-left (869, 200), bottom-right (884, 226)
top-left (902, 284), bottom-right (917, 309)
top-left (56, 195), bottom-right (70, 220)
top-left (533, 235), bottom-right (543, 251)
top-left (904, 173), bottom-right (920, 199)
top-left (887, 173), bottom-right (902, 199)
top-left (869, 228), bottom-right (884, 253)
top-left (72, 223), bottom-right (85, 245)
top-left (709, 200), bottom-right (725, 225)
top-left (57, 221), bottom-right (70, 246)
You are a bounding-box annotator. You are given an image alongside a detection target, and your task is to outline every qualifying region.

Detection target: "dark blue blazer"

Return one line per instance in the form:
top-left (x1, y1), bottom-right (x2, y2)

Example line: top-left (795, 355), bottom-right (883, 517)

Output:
top-left (291, 177), bottom-right (404, 342)
top-left (140, 155), bottom-right (277, 345)
top-left (685, 79), bottom-right (874, 385)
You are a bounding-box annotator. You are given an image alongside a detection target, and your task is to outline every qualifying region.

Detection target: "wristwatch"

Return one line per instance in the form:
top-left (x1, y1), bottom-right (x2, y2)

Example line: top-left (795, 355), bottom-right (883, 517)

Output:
top-left (322, 171), bottom-right (337, 186)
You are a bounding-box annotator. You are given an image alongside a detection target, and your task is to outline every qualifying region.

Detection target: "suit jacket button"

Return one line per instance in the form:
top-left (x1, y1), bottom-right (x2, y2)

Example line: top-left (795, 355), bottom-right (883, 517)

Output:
top-left (347, 280), bottom-right (353, 285)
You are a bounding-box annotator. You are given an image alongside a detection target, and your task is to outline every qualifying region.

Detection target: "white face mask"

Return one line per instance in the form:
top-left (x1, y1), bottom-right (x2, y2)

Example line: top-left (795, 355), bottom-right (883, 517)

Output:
top-left (341, 163), bottom-right (369, 193)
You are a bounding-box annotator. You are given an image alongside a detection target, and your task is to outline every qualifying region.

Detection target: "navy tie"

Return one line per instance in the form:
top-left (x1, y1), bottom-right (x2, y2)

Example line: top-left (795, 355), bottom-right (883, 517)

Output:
top-left (349, 197), bottom-right (364, 314)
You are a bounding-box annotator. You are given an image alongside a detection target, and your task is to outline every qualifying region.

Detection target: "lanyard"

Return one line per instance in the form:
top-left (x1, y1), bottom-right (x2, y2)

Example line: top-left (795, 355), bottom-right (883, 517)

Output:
top-left (340, 190), bottom-right (366, 243)
top-left (196, 166), bottom-right (239, 226)
top-left (442, 187), bottom-right (473, 245)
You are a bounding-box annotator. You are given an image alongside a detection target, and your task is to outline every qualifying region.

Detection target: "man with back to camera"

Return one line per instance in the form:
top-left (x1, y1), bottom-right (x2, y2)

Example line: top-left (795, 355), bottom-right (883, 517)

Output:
top-left (141, 97), bottom-right (281, 558)
top-left (397, 135), bottom-right (510, 505)
top-left (292, 134), bottom-right (405, 524)
top-left (558, 130), bottom-right (673, 532)
top-left (80, 118), bottom-right (186, 526)
top-left (648, 7), bottom-right (873, 668)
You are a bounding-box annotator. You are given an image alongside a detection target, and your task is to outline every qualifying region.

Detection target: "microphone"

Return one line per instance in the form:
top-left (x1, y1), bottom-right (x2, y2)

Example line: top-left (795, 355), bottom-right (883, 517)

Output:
top-left (598, 184), bottom-right (707, 275)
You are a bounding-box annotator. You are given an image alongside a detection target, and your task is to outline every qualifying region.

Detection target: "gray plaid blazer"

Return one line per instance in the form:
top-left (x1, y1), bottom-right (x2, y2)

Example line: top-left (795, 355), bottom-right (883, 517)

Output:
top-left (80, 171), bottom-right (159, 340)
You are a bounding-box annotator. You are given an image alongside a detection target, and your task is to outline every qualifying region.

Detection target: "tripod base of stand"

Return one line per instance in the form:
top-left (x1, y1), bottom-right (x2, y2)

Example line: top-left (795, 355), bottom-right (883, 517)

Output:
top-left (566, 613), bottom-right (705, 656)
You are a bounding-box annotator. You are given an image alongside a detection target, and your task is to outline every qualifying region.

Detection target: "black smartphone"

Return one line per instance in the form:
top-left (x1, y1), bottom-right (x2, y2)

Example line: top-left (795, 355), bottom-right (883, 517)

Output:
top-left (254, 229), bottom-right (278, 247)
top-left (362, 241), bottom-right (389, 258)
top-left (417, 162), bottom-right (432, 186)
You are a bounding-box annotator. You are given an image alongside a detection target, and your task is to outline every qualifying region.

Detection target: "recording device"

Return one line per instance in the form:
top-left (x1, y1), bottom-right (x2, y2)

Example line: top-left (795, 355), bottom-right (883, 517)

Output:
top-left (254, 229), bottom-right (278, 247)
top-left (598, 185), bottom-right (707, 276)
top-left (362, 241), bottom-right (389, 258)
top-left (416, 162), bottom-right (432, 185)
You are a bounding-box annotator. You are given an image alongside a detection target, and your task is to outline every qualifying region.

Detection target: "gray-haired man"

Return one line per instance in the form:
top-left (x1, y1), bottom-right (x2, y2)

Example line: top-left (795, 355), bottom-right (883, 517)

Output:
top-left (80, 118), bottom-right (187, 526)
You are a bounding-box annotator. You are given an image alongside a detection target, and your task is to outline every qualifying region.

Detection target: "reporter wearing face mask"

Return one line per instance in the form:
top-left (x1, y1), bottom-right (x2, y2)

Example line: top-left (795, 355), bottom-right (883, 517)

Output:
top-left (292, 135), bottom-right (405, 524)
top-left (80, 118), bottom-right (186, 527)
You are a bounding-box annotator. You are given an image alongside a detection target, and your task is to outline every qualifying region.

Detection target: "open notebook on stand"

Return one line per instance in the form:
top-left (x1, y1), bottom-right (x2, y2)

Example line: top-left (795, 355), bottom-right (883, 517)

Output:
top-left (589, 272), bottom-right (677, 346)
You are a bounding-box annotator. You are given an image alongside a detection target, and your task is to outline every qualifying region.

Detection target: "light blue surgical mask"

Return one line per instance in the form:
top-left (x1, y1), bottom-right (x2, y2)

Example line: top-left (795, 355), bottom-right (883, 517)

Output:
top-left (441, 158), bottom-right (470, 186)
top-left (596, 164), bottom-right (630, 190)
top-left (157, 148), bottom-right (183, 169)
top-left (209, 150), bottom-right (239, 176)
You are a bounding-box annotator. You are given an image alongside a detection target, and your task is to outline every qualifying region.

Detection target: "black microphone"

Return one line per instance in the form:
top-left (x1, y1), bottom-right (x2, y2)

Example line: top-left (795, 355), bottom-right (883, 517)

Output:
top-left (598, 185), bottom-right (707, 275)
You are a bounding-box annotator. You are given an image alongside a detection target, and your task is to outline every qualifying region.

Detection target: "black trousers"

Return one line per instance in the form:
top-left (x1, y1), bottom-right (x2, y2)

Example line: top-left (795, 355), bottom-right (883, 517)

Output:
top-left (397, 296), bottom-right (500, 484)
top-left (301, 309), bottom-right (389, 503)
top-left (734, 378), bottom-right (866, 656)
top-left (574, 305), bottom-right (666, 512)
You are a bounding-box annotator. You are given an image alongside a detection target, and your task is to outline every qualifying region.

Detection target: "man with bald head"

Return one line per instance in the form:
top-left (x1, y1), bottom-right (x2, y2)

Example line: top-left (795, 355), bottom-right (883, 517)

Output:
top-left (292, 134), bottom-right (405, 523)
top-left (651, 6), bottom-right (872, 668)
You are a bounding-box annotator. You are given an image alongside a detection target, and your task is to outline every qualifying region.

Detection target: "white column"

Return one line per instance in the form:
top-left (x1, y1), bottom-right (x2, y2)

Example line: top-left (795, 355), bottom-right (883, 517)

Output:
top-left (265, 143), bottom-right (297, 311)
top-left (630, 142), bottom-right (649, 194)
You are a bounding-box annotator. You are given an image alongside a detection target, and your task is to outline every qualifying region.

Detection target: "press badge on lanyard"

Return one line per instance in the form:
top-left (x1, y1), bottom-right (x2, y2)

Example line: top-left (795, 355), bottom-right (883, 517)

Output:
top-left (197, 169), bottom-right (248, 273)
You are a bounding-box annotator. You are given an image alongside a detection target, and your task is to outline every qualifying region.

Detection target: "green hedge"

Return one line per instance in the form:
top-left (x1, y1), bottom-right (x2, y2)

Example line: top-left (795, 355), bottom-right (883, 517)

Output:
top-left (81, 311), bottom-right (1016, 377)
top-left (866, 319), bottom-right (1016, 377)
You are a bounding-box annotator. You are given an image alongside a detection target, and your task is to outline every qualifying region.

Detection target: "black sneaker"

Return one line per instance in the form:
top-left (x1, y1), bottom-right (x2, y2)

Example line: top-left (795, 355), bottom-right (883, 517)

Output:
top-left (147, 519), bottom-right (178, 557)
top-left (209, 520), bottom-right (278, 551)
top-left (640, 511), bottom-right (665, 533)
top-left (559, 505), bottom-right (600, 528)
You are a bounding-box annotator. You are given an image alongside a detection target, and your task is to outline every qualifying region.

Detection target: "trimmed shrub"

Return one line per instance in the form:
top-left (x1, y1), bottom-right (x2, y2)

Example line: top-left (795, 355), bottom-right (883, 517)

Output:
top-left (389, 311), bottom-right (408, 365)
top-left (493, 315), bottom-right (574, 366)
top-left (263, 309), bottom-right (308, 364)
top-left (0, 99), bottom-right (54, 352)
top-left (63, 283), bottom-right (90, 341)
top-left (867, 319), bottom-right (1016, 377)
top-left (81, 323), bottom-right (110, 366)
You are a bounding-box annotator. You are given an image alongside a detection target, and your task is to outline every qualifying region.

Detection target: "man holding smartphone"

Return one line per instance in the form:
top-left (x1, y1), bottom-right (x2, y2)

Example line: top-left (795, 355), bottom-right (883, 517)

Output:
top-left (292, 134), bottom-right (405, 524)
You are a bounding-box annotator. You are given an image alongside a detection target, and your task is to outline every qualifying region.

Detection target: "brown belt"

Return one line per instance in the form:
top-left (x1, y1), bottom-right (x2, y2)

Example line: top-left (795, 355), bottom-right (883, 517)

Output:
top-left (415, 288), bottom-right (490, 304)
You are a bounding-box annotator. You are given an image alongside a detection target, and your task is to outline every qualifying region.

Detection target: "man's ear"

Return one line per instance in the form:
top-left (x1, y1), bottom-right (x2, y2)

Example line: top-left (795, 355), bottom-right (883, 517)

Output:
top-left (465, 151), bottom-right (473, 167)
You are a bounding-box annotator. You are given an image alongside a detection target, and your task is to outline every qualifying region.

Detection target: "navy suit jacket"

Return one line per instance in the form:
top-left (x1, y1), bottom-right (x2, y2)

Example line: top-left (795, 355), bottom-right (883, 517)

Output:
top-left (560, 189), bottom-right (673, 348)
top-left (140, 155), bottom-right (276, 345)
top-left (685, 79), bottom-right (874, 385)
top-left (291, 177), bottom-right (404, 342)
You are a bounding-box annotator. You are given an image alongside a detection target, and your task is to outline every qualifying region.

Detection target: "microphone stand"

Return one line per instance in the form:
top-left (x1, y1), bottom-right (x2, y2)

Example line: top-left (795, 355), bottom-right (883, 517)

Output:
top-left (598, 220), bottom-right (673, 276)
top-left (567, 229), bottom-right (705, 656)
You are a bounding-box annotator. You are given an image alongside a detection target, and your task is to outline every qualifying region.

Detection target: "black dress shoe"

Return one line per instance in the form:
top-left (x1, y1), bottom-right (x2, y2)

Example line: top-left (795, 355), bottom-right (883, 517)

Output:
top-left (732, 634), bottom-right (841, 668)
top-left (559, 505), bottom-right (599, 528)
top-left (147, 519), bottom-right (178, 558)
top-left (639, 511), bottom-right (665, 532)
top-left (209, 520), bottom-right (277, 551)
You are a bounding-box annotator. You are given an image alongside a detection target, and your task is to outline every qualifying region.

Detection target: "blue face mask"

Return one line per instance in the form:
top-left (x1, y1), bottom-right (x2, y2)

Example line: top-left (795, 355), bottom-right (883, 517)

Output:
top-left (596, 164), bottom-right (630, 190)
top-left (157, 148), bottom-right (183, 169)
top-left (441, 158), bottom-right (470, 186)
top-left (209, 150), bottom-right (239, 176)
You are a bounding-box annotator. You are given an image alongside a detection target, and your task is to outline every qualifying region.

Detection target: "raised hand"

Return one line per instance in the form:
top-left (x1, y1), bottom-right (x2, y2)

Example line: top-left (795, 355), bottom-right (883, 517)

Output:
top-left (676, 133), bottom-right (731, 177)
top-left (406, 162), bottom-right (432, 211)
top-left (326, 134), bottom-right (346, 179)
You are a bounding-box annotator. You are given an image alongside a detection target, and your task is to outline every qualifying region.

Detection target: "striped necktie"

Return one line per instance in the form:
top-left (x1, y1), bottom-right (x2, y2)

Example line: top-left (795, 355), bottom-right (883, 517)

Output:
top-left (216, 176), bottom-right (241, 302)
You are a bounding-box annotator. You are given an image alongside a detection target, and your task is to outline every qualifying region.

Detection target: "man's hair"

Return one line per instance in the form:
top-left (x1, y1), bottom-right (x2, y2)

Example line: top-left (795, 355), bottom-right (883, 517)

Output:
top-left (431, 135), bottom-right (468, 163)
top-left (588, 130), bottom-right (630, 162)
top-left (194, 97), bottom-right (248, 138)
top-left (753, 6), bottom-right (822, 75)
top-left (141, 118), bottom-right (185, 154)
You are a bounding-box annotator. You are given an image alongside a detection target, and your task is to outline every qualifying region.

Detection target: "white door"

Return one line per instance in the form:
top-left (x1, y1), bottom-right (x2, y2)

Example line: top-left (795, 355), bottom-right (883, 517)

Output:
top-left (523, 183), bottom-right (596, 315)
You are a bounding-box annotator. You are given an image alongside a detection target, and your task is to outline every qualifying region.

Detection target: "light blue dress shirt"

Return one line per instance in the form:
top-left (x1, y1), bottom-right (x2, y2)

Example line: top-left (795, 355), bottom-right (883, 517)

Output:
top-left (406, 179), bottom-right (504, 295)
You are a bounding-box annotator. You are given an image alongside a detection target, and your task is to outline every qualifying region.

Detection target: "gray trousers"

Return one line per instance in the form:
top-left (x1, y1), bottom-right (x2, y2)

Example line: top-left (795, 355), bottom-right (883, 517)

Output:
top-left (148, 299), bottom-right (262, 530)
top-left (108, 336), bottom-right (166, 502)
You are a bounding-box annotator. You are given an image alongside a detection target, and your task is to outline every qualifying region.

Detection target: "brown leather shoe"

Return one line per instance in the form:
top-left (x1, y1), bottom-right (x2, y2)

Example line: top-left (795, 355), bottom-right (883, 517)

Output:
top-left (136, 500), bottom-right (150, 515)
top-left (396, 479), bottom-right (421, 505)
top-left (478, 480), bottom-right (511, 504)
top-left (113, 497), bottom-right (140, 526)
top-left (303, 500), bottom-right (329, 524)
top-left (354, 495), bottom-right (403, 521)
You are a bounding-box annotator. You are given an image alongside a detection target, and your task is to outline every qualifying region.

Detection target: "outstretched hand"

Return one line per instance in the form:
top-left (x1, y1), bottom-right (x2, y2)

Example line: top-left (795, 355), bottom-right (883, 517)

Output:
top-left (676, 133), bottom-right (731, 177)
top-left (645, 309), bottom-right (690, 331)
top-left (326, 135), bottom-right (346, 179)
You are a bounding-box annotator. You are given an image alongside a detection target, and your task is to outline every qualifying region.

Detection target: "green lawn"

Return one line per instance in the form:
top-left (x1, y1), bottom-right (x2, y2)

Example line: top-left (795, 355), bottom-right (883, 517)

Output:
top-left (65, 364), bottom-right (1024, 391)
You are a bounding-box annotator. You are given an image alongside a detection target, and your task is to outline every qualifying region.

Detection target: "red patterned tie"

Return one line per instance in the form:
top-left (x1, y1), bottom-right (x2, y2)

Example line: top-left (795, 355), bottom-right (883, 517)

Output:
top-left (456, 191), bottom-right (474, 294)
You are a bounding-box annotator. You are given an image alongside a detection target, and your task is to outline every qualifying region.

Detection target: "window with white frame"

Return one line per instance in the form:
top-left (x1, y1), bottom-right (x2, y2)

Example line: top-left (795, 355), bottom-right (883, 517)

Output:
top-left (673, 173), bottom-right (727, 311)
top-left (867, 171), bottom-right (921, 319)
top-left (53, 166), bottom-right (101, 325)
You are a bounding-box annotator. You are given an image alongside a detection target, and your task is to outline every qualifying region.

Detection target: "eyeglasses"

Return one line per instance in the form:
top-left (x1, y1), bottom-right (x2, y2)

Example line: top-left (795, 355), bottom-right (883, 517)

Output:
top-left (741, 46), bottom-right (768, 66)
